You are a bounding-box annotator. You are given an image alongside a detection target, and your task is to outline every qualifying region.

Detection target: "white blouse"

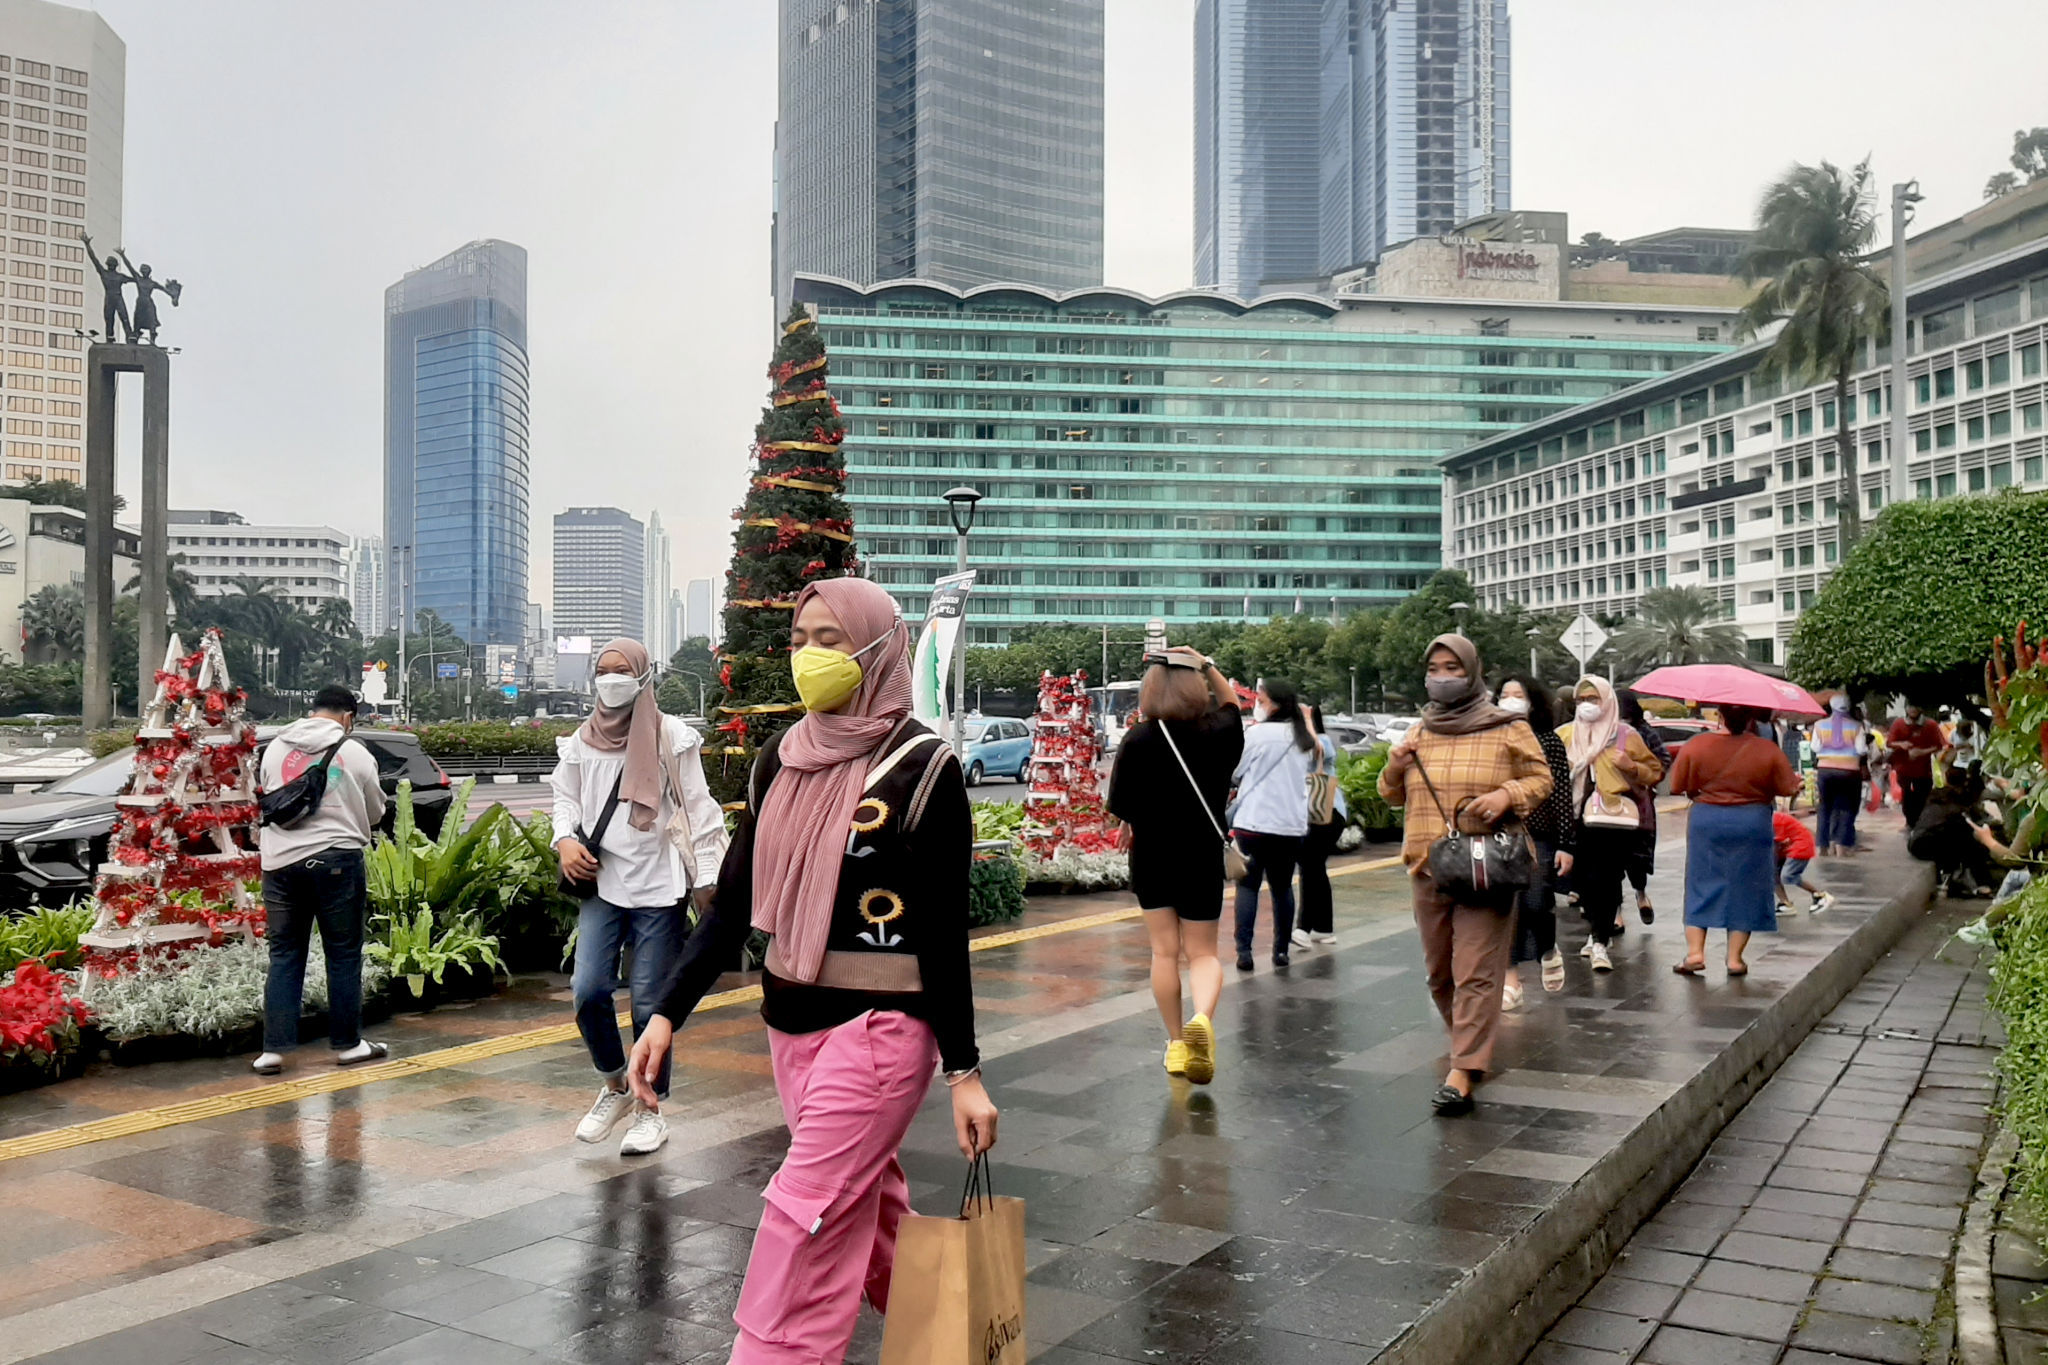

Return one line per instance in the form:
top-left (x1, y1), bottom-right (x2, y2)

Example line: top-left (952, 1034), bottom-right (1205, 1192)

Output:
top-left (549, 715), bottom-right (726, 907)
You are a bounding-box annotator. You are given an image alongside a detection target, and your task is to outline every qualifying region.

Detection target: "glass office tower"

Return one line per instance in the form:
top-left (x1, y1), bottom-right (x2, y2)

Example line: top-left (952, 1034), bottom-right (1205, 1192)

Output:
top-left (773, 0), bottom-right (1104, 318)
top-left (795, 273), bottom-right (1729, 642)
top-left (383, 240), bottom-right (530, 647)
top-left (1194, 0), bottom-right (1322, 297)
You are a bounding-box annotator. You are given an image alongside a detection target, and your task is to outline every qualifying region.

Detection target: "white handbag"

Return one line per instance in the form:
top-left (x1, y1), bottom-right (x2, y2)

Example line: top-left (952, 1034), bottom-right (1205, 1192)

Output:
top-left (658, 723), bottom-right (727, 890)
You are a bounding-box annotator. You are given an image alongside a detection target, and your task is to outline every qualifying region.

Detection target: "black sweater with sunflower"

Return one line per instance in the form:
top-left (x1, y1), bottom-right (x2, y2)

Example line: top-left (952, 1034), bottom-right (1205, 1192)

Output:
top-left (656, 719), bottom-right (979, 1073)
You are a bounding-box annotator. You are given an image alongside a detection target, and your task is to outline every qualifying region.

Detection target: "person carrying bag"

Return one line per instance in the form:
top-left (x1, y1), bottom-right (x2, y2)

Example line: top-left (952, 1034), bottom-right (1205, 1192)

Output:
top-left (1377, 634), bottom-right (1552, 1117)
top-left (1558, 676), bottom-right (1663, 972)
top-left (879, 1155), bottom-right (1027, 1365)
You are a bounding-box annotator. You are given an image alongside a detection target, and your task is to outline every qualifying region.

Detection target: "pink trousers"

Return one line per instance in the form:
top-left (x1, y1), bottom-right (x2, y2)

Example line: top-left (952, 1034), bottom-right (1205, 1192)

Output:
top-left (730, 1010), bottom-right (940, 1364)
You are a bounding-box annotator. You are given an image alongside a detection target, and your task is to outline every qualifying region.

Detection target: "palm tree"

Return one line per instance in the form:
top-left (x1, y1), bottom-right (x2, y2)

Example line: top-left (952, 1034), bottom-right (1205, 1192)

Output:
top-left (1736, 158), bottom-right (1890, 556)
top-left (1612, 587), bottom-right (1749, 672)
top-left (123, 551), bottom-right (201, 623)
top-left (20, 584), bottom-right (85, 662)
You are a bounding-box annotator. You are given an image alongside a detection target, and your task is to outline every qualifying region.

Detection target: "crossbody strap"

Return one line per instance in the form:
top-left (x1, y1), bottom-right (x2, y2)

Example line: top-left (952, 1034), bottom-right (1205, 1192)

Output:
top-left (1408, 744), bottom-right (1455, 828)
top-left (586, 770), bottom-right (625, 847)
top-left (1159, 722), bottom-right (1229, 844)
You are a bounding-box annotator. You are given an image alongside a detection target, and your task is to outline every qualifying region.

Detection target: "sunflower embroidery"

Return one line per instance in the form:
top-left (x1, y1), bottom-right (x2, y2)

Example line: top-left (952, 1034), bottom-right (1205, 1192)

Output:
top-left (858, 889), bottom-right (905, 926)
top-left (850, 798), bottom-right (890, 833)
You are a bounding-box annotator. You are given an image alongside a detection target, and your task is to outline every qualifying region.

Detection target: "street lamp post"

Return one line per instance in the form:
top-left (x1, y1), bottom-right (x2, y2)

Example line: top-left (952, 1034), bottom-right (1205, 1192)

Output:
top-left (1349, 665), bottom-right (1358, 717)
top-left (1528, 626), bottom-right (1543, 678)
top-left (942, 486), bottom-right (983, 759)
top-left (1449, 600), bottom-right (1471, 636)
top-left (670, 669), bottom-right (710, 718)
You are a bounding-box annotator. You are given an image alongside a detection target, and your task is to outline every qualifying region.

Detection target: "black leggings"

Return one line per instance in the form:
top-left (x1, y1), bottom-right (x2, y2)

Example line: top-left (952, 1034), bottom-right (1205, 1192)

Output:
top-left (1576, 825), bottom-right (1636, 946)
top-left (1234, 831), bottom-right (1304, 955)
top-left (1296, 819), bottom-right (1343, 935)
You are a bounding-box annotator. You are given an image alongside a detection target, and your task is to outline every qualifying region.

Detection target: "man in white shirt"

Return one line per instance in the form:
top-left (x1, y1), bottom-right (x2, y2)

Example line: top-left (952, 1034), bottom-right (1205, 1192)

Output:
top-left (253, 685), bottom-right (388, 1076)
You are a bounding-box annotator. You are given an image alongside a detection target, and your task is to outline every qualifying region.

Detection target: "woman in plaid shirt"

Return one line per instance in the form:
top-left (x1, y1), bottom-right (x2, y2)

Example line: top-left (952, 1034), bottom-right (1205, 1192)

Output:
top-left (1377, 635), bottom-right (1553, 1116)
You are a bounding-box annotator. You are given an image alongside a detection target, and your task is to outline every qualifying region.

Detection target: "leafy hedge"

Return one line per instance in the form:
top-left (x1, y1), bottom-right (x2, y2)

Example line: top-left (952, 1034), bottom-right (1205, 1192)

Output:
top-left (405, 721), bottom-right (577, 757)
top-left (1789, 491), bottom-right (2048, 700)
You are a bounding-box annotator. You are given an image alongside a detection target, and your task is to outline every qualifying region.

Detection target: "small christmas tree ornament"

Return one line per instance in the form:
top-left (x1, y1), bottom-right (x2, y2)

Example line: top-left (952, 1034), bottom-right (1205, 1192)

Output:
top-left (80, 630), bottom-right (263, 984)
top-left (709, 303), bottom-right (863, 805)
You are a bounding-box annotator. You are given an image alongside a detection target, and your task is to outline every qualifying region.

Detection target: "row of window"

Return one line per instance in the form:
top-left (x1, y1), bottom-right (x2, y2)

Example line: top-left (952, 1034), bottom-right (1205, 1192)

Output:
top-left (0, 61), bottom-right (89, 87)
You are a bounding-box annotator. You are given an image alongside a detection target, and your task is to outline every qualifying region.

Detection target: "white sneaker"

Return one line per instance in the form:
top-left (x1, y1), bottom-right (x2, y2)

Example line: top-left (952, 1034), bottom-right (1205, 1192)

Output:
top-left (1589, 942), bottom-right (1614, 972)
top-left (1812, 891), bottom-right (1835, 914)
top-left (252, 1052), bottom-right (284, 1076)
top-left (1290, 929), bottom-right (1314, 949)
top-left (1311, 931), bottom-right (1338, 946)
top-left (1580, 939), bottom-right (1596, 959)
top-left (619, 1107), bottom-right (669, 1157)
top-left (1778, 899), bottom-right (1800, 916)
top-left (575, 1086), bottom-right (634, 1144)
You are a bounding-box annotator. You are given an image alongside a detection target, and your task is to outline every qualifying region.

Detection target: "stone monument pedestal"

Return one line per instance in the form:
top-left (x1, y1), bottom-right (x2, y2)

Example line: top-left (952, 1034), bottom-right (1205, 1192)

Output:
top-left (83, 344), bottom-right (170, 731)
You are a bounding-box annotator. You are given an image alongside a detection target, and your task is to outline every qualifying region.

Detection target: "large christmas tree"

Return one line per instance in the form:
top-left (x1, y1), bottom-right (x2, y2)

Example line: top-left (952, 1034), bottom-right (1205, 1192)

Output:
top-left (708, 303), bottom-right (860, 804)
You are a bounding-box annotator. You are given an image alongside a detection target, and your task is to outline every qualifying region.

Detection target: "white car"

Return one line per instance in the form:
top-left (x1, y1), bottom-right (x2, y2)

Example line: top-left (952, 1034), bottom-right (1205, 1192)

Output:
top-left (1376, 717), bottom-right (1419, 746)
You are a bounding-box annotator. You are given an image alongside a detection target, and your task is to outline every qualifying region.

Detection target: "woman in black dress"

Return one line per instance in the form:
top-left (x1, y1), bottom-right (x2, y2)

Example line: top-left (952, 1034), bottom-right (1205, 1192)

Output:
top-left (1618, 690), bottom-right (1671, 921)
top-left (1107, 647), bottom-right (1244, 1086)
top-left (1497, 675), bottom-right (1573, 1005)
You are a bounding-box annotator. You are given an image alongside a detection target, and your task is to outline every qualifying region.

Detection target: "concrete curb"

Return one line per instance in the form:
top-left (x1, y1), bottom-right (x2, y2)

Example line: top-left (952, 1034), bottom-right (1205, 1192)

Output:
top-left (1379, 862), bottom-right (1937, 1365)
top-left (1959, 1124), bottom-right (2017, 1365)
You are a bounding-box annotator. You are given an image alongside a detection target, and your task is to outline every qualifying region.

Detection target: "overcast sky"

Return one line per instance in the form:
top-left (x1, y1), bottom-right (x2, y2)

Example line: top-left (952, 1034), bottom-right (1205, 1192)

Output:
top-left (86, 0), bottom-right (2046, 609)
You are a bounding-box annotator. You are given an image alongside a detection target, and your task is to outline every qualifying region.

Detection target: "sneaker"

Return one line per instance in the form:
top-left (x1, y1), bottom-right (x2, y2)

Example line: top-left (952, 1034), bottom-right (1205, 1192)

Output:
top-left (1164, 1039), bottom-right (1190, 1076)
top-left (1778, 899), bottom-right (1800, 916)
top-left (575, 1086), bottom-right (635, 1144)
top-left (1182, 1014), bottom-right (1216, 1086)
top-left (252, 1052), bottom-right (284, 1076)
top-left (619, 1107), bottom-right (669, 1157)
top-left (1580, 939), bottom-right (1596, 959)
top-left (1541, 948), bottom-right (1565, 993)
top-left (1310, 931), bottom-right (1338, 946)
top-left (1589, 942), bottom-right (1614, 972)
top-left (1290, 929), bottom-right (1314, 949)
top-left (335, 1039), bottom-right (388, 1067)
top-left (1812, 891), bottom-right (1835, 914)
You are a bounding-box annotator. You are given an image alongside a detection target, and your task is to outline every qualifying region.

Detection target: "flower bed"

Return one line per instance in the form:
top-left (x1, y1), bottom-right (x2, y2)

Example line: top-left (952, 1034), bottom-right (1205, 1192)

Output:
top-left (0, 959), bottom-right (91, 1092)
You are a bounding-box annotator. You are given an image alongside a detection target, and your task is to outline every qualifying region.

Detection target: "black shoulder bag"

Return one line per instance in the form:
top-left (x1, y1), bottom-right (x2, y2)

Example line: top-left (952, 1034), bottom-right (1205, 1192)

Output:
top-left (558, 771), bottom-right (625, 900)
top-left (258, 740), bottom-right (345, 829)
top-left (1410, 749), bottom-right (1534, 907)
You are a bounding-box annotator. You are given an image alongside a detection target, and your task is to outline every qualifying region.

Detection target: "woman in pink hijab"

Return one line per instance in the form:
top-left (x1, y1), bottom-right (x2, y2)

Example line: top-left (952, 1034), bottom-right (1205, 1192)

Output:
top-left (631, 577), bottom-right (995, 1364)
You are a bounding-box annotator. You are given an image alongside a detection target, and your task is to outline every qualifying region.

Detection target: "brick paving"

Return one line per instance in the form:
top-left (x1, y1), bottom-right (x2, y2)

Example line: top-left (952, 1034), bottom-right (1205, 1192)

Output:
top-left (1528, 897), bottom-right (1999, 1365)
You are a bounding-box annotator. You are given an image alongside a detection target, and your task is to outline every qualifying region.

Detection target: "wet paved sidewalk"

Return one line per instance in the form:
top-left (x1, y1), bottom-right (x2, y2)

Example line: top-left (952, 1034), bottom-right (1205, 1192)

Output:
top-left (1529, 895), bottom-right (1997, 1365)
top-left (0, 821), bottom-right (1935, 1364)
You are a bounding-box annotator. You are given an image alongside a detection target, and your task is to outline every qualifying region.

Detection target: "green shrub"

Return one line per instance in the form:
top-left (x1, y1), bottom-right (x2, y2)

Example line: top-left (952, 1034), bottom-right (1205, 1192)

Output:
top-left (405, 721), bottom-right (576, 758)
top-left (0, 900), bottom-right (95, 970)
top-left (1990, 877), bottom-right (2048, 1218)
top-left (971, 800), bottom-right (1026, 848)
top-left (1337, 743), bottom-right (1398, 829)
top-left (967, 851), bottom-right (1026, 927)
top-left (88, 936), bottom-right (389, 1042)
top-left (89, 728), bottom-right (138, 758)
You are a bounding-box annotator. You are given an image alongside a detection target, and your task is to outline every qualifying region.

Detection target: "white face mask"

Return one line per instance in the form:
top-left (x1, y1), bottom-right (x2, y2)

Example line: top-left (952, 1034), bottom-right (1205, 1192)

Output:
top-left (594, 672), bottom-right (644, 711)
top-left (1576, 700), bottom-right (1603, 724)
top-left (1498, 696), bottom-right (1530, 715)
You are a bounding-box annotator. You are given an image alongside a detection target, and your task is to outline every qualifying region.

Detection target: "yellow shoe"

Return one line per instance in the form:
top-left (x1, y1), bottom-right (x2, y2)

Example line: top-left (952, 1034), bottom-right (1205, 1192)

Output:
top-left (1164, 1040), bottom-right (1190, 1076)
top-left (1182, 1014), bottom-right (1216, 1085)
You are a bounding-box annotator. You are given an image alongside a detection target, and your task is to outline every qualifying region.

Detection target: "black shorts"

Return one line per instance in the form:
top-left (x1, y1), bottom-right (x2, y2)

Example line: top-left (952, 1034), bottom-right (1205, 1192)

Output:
top-left (1131, 835), bottom-right (1225, 922)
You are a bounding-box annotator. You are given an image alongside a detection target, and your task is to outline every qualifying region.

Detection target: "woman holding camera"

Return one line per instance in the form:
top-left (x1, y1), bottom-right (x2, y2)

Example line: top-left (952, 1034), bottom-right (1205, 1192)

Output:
top-left (1377, 635), bottom-right (1552, 1116)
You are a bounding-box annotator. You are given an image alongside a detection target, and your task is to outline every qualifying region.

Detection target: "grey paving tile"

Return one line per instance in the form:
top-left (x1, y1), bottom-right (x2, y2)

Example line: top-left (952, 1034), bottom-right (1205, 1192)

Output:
top-left (1854, 1197), bottom-right (1962, 1232)
top-left (1811, 1275), bottom-right (1937, 1324)
top-left (1713, 1231), bottom-right (1833, 1273)
top-left (1578, 1272), bottom-right (1682, 1317)
top-left (1825, 1246), bottom-right (1948, 1291)
top-left (1690, 1258), bottom-right (1815, 1305)
top-left (1791, 1309), bottom-right (1924, 1364)
top-left (1609, 1247), bottom-right (1707, 1287)
top-left (1637, 1322), bottom-right (1783, 1364)
top-left (1666, 1287), bottom-right (1803, 1341)
top-left (1548, 1306), bottom-right (1658, 1354)
top-left (1839, 1218), bottom-right (1954, 1259)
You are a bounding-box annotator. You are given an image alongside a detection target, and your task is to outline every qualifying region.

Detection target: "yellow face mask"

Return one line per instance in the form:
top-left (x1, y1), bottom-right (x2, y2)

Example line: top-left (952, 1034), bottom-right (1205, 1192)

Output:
top-left (791, 633), bottom-right (888, 713)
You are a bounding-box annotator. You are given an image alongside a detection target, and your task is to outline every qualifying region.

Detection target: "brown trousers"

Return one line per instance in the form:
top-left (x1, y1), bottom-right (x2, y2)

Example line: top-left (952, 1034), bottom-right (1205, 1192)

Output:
top-left (1410, 870), bottom-right (1516, 1073)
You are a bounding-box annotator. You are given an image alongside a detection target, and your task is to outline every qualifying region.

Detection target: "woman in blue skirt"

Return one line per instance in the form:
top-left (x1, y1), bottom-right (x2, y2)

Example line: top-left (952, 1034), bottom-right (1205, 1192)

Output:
top-left (1667, 704), bottom-right (1802, 976)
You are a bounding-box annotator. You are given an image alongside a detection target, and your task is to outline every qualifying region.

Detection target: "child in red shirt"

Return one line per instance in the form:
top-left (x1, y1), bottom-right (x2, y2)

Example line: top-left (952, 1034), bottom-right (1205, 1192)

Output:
top-left (1772, 811), bottom-right (1833, 913)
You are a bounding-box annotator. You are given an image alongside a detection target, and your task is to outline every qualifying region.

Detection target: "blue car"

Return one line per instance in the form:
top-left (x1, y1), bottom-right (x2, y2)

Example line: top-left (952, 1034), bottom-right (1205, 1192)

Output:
top-left (962, 717), bottom-right (1033, 786)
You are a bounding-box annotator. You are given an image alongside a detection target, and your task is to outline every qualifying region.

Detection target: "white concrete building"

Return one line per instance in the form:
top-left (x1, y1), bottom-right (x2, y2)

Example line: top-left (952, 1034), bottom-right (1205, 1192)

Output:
top-left (643, 508), bottom-right (673, 662)
top-left (0, 0), bottom-right (124, 487)
top-left (0, 494), bottom-right (133, 661)
top-left (167, 510), bottom-right (350, 614)
top-left (1442, 229), bottom-right (2048, 668)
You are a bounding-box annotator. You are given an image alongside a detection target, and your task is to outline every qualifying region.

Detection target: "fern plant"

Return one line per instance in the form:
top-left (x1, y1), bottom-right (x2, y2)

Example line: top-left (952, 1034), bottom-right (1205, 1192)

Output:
top-left (365, 909), bottom-right (503, 998)
top-left (0, 900), bottom-right (96, 970)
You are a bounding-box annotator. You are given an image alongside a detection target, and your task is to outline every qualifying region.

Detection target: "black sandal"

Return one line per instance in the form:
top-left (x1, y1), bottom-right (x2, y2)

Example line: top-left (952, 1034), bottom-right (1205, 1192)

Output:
top-left (1431, 1084), bottom-right (1474, 1116)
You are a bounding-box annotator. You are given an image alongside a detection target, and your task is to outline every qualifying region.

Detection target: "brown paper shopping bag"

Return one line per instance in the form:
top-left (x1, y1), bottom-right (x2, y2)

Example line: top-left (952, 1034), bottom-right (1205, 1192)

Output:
top-left (879, 1155), bottom-right (1027, 1365)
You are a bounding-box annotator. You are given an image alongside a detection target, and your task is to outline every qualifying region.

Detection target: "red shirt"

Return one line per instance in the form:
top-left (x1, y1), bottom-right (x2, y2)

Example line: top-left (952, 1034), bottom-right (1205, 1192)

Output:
top-left (1772, 812), bottom-right (1815, 860)
top-left (1886, 718), bottom-right (1947, 780)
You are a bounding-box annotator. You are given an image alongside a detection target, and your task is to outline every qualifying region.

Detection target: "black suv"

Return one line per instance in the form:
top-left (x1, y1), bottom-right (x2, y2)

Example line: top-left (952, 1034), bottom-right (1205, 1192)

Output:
top-left (0, 728), bottom-right (453, 909)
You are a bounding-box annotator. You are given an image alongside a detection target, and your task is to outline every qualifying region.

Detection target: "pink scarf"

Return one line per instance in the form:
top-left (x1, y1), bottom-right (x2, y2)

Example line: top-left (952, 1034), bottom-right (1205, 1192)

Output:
top-left (578, 638), bottom-right (662, 832)
top-left (751, 578), bottom-right (912, 984)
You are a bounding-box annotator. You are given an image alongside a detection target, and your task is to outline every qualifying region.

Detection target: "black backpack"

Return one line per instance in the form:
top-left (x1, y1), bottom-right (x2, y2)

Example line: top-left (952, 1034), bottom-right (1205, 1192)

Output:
top-left (259, 740), bottom-right (345, 829)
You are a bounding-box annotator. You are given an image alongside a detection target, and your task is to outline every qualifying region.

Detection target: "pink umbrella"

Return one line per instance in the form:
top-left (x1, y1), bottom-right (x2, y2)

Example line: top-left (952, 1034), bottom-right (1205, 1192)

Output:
top-left (1630, 664), bottom-right (1826, 719)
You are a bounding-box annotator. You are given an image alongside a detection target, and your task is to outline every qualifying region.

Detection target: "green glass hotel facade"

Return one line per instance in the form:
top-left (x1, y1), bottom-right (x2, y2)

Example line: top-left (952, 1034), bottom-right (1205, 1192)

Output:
top-left (795, 272), bottom-right (1733, 642)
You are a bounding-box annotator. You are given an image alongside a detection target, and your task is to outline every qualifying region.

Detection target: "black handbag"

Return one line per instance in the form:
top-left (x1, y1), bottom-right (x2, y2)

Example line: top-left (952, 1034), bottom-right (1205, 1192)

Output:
top-left (1411, 750), bottom-right (1534, 907)
top-left (558, 772), bottom-right (624, 900)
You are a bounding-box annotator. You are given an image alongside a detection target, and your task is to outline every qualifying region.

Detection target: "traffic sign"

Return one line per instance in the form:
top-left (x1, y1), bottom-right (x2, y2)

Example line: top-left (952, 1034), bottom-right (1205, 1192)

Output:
top-left (1559, 614), bottom-right (1609, 670)
top-left (436, 662), bottom-right (460, 679)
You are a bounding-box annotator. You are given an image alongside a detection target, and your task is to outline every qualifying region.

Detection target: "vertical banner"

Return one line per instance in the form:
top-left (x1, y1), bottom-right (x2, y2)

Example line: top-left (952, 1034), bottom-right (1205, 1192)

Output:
top-left (912, 570), bottom-right (977, 730)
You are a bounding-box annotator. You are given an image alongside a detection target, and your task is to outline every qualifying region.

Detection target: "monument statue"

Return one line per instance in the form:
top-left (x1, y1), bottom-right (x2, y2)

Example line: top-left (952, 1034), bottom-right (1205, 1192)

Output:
top-left (79, 231), bottom-right (183, 345)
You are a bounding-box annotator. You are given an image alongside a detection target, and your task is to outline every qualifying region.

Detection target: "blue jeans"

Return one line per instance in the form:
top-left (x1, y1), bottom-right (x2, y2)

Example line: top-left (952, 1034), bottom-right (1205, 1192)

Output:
top-left (572, 897), bottom-right (684, 1101)
top-left (1233, 831), bottom-right (1302, 957)
top-left (1816, 771), bottom-right (1861, 850)
top-left (261, 846), bottom-right (367, 1053)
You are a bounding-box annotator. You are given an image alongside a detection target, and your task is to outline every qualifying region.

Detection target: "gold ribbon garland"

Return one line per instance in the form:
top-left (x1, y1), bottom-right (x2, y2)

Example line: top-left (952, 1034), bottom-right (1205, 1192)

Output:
top-left (758, 475), bottom-right (840, 493)
top-left (783, 314), bottom-right (814, 335)
top-left (742, 517), bottom-right (854, 544)
top-left (773, 388), bottom-right (833, 408)
top-left (718, 702), bottom-right (806, 716)
top-left (761, 440), bottom-right (842, 455)
top-left (728, 598), bottom-right (799, 610)
top-left (783, 354), bottom-right (826, 379)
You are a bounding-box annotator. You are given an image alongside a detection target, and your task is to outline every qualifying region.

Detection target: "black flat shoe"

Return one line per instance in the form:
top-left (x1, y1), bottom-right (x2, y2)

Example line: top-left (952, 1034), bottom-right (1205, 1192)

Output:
top-left (1236, 953), bottom-right (1254, 972)
top-left (1431, 1084), bottom-right (1474, 1116)
top-left (1638, 901), bottom-right (1655, 925)
top-left (1272, 952), bottom-right (1290, 968)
